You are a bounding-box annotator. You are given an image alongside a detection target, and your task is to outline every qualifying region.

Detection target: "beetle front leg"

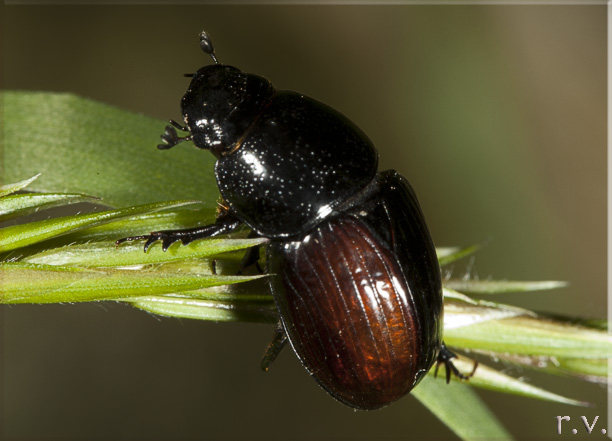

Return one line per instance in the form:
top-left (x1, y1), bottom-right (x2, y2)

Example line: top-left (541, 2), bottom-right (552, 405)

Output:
top-left (115, 211), bottom-right (242, 252)
top-left (157, 120), bottom-right (192, 150)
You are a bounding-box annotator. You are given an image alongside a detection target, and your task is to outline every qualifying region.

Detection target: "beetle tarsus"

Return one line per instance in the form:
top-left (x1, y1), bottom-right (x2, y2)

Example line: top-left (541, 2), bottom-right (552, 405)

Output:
top-left (115, 234), bottom-right (150, 248)
top-left (115, 213), bottom-right (243, 253)
top-left (434, 343), bottom-right (478, 383)
top-left (157, 120), bottom-right (192, 149)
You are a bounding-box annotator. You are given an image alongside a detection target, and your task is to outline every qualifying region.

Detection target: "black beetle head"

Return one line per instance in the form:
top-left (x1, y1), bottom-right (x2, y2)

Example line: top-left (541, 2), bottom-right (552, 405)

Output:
top-left (180, 34), bottom-right (276, 158)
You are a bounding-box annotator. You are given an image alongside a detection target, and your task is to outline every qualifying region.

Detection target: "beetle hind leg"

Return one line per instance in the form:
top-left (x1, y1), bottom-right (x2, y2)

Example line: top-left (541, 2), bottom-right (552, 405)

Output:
top-left (260, 324), bottom-right (288, 371)
top-left (434, 342), bottom-right (478, 383)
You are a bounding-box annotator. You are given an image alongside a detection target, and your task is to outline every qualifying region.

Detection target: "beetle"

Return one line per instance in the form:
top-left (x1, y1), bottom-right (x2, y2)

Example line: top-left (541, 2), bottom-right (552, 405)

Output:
top-left (117, 31), bottom-right (475, 410)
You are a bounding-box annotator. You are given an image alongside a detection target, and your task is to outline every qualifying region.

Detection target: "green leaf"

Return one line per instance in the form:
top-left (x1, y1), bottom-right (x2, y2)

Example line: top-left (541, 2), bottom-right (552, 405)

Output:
top-left (3, 91), bottom-right (218, 208)
top-left (443, 357), bottom-right (587, 406)
top-left (0, 192), bottom-right (98, 221)
top-left (0, 174), bottom-right (41, 197)
top-left (437, 243), bottom-right (483, 266)
top-left (0, 200), bottom-right (198, 253)
top-left (444, 298), bottom-right (612, 359)
top-left (23, 237), bottom-right (267, 267)
top-left (413, 376), bottom-right (513, 441)
top-left (127, 295), bottom-right (277, 323)
top-left (490, 352), bottom-right (608, 384)
top-left (47, 206), bottom-right (215, 245)
top-left (0, 261), bottom-right (263, 304)
top-left (444, 279), bottom-right (568, 294)
top-left (553, 357), bottom-right (608, 383)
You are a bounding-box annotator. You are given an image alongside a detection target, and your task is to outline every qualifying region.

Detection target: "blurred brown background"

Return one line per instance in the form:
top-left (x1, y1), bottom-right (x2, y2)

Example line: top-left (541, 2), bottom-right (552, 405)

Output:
top-left (2, 4), bottom-right (606, 441)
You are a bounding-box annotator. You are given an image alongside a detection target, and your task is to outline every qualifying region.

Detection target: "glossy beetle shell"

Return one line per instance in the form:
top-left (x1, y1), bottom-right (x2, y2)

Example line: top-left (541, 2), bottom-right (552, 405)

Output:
top-left (268, 171), bottom-right (442, 410)
top-left (181, 65), bottom-right (276, 156)
top-left (215, 91), bottom-right (378, 238)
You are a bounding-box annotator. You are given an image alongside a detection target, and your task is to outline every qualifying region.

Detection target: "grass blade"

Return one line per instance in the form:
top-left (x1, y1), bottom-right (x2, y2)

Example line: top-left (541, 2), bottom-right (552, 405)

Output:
top-left (3, 92), bottom-right (218, 209)
top-left (0, 200), bottom-right (197, 253)
top-left (413, 376), bottom-right (513, 441)
top-left (0, 174), bottom-right (41, 196)
top-left (0, 261), bottom-right (262, 304)
top-left (0, 192), bottom-right (98, 221)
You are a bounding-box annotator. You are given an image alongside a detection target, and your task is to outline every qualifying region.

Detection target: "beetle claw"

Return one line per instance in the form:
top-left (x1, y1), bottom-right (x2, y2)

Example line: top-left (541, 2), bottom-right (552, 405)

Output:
top-left (143, 234), bottom-right (161, 252)
top-left (434, 343), bottom-right (478, 383)
top-left (115, 231), bottom-right (178, 253)
top-left (162, 235), bottom-right (179, 251)
top-left (115, 234), bottom-right (149, 248)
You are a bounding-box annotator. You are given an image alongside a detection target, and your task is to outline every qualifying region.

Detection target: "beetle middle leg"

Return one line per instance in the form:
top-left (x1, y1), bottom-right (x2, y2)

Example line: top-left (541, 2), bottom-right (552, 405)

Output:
top-left (115, 211), bottom-right (242, 252)
top-left (236, 230), bottom-right (264, 275)
top-left (434, 342), bottom-right (478, 383)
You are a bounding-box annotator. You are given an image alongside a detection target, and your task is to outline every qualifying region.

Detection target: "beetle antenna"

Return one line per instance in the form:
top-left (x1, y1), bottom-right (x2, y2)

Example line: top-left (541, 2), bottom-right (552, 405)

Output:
top-left (199, 31), bottom-right (219, 64)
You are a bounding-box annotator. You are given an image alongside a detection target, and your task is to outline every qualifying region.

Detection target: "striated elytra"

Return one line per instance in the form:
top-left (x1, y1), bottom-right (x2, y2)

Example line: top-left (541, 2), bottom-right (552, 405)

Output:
top-left (118, 31), bottom-right (474, 410)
